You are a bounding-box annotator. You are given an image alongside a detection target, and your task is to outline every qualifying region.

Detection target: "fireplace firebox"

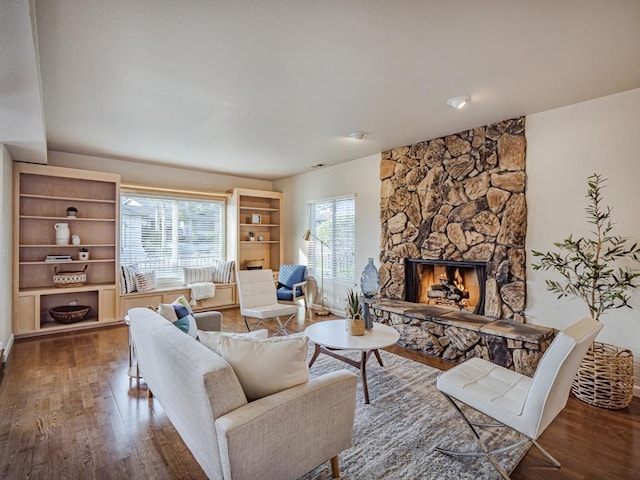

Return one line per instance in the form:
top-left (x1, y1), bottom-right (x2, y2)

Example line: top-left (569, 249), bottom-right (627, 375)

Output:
top-left (404, 259), bottom-right (487, 315)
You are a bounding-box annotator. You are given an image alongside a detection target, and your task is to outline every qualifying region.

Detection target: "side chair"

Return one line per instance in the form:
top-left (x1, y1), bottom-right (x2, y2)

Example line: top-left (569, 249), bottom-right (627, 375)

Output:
top-left (435, 317), bottom-right (602, 480)
top-left (276, 264), bottom-right (308, 309)
top-left (236, 269), bottom-right (298, 336)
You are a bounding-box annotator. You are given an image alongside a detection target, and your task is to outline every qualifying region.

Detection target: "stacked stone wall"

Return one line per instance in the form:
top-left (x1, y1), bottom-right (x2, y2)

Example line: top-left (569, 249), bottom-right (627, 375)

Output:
top-left (379, 117), bottom-right (527, 321)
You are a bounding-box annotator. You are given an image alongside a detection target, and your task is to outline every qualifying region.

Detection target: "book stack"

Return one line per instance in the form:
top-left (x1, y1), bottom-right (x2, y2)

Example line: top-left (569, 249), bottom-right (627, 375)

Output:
top-left (45, 255), bottom-right (73, 262)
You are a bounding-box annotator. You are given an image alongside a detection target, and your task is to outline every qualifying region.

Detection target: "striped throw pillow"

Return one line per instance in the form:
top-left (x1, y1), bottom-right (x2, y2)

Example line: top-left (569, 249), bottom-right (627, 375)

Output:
top-left (212, 260), bottom-right (235, 283)
top-left (120, 264), bottom-right (140, 294)
top-left (183, 266), bottom-right (216, 284)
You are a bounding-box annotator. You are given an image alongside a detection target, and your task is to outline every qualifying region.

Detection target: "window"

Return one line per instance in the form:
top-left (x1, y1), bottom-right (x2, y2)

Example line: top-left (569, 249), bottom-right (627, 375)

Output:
top-left (120, 191), bottom-right (225, 285)
top-left (307, 195), bottom-right (355, 283)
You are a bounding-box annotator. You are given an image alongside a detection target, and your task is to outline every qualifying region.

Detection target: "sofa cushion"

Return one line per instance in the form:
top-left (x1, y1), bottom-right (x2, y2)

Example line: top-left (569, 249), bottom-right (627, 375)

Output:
top-left (207, 335), bottom-right (310, 401)
top-left (198, 329), bottom-right (268, 352)
top-left (157, 298), bottom-right (198, 338)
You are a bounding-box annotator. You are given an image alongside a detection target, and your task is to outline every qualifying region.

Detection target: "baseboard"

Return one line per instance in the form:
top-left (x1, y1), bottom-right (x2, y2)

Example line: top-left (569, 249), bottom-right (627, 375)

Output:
top-left (2, 334), bottom-right (14, 363)
top-left (634, 385), bottom-right (640, 398)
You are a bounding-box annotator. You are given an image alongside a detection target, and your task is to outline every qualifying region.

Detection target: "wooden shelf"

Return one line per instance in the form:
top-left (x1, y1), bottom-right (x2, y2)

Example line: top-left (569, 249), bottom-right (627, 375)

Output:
top-left (20, 215), bottom-right (116, 222)
top-left (239, 223), bottom-right (279, 227)
top-left (20, 244), bottom-right (116, 248)
top-left (13, 163), bottom-right (120, 336)
top-left (239, 206), bottom-right (279, 212)
top-left (227, 188), bottom-right (283, 272)
top-left (19, 282), bottom-right (117, 295)
top-left (20, 194), bottom-right (116, 204)
top-left (40, 317), bottom-right (99, 330)
top-left (20, 259), bottom-right (115, 265)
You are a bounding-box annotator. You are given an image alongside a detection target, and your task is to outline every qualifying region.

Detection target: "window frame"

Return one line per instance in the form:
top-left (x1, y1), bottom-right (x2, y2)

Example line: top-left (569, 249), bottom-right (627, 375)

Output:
top-left (120, 187), bottom-right (227, 287)
top-left (307, 194), bottom-right (356, 285)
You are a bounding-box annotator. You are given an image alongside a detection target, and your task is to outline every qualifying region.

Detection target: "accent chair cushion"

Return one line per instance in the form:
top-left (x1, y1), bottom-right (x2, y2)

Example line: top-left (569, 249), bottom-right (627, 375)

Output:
top-left (157, 296), bottom-right (198, 338)
top-left (204, 334), bottom-right (310, 401)
top-left (277, 264), bottom-right (306, 290)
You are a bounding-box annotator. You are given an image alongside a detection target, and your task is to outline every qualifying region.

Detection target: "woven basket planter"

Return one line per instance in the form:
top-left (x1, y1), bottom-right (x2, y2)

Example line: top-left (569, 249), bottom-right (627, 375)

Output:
top-left (572, 341), bottom-right (634, 409)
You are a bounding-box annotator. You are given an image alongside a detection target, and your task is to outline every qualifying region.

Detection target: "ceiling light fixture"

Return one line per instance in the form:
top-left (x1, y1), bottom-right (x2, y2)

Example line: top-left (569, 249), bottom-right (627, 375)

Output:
top-left (349, 131), bottom-right (367, 141)
top-left (311, 163), bottom-right (326, 169)
top-left (446, 96), bottom-right (470, 110)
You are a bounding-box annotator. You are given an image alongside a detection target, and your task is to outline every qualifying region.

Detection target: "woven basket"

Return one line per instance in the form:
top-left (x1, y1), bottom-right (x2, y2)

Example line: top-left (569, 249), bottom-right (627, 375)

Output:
top-left (49, 305), bottom-right (91, 324)
top-left (572, 341), bottom-right (634, 409)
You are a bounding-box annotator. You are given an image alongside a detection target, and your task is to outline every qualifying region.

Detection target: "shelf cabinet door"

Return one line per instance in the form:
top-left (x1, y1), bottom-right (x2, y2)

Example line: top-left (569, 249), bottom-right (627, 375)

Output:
top-left (16, 295), bottom-right (38, 333)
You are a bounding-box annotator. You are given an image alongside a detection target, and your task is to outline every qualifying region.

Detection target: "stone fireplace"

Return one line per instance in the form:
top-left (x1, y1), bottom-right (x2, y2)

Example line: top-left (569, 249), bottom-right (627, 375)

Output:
top-left (369, 116), bottom-right (556, 373)
top-left (379, 116), bottom-right (527, 323)
top-left (405, 259), bottom-right (486, 315)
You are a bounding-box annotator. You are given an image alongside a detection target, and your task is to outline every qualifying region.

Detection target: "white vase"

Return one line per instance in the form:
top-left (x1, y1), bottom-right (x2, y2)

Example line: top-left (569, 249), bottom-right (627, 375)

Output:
top-left (55, 223), bottom-right (70, 245)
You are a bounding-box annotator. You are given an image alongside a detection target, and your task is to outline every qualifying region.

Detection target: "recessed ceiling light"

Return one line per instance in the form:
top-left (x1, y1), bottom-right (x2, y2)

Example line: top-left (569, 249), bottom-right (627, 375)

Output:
top-left (446, 96), bottom-right (470, 110)
top-left (349, 131), bottom-right (367, 141)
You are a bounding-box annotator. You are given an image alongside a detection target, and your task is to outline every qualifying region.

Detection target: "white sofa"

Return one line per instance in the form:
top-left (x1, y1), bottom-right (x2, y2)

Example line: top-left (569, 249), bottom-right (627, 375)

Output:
top-left (128, 307), bottom-right (358, 480)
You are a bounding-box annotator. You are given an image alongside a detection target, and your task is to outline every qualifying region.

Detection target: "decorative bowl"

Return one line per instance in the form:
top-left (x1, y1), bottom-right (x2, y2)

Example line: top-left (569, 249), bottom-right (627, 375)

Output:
top-left (49, 305), bottom-right (91, 324)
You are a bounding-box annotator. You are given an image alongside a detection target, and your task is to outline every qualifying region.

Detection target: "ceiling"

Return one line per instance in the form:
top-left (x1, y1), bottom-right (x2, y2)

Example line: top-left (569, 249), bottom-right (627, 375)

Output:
top-left (3, 1), bottom-right (640, 180)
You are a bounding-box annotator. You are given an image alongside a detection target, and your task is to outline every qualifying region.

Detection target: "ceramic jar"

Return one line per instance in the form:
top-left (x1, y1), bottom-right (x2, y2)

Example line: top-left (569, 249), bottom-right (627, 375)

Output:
top-left (55, 223), bottom-right (70, 245)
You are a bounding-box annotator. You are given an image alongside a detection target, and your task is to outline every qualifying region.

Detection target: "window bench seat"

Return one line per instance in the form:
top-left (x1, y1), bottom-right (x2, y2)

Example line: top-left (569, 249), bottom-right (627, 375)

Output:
top-left (120, 283), bottom-right (237, 319)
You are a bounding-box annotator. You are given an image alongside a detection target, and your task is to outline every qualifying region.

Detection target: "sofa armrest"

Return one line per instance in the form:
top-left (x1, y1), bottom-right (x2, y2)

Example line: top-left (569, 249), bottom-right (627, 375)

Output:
top-left (194, 311), bottom-right (222, 331)
top-left (215, 370), bottom-right (357, 480)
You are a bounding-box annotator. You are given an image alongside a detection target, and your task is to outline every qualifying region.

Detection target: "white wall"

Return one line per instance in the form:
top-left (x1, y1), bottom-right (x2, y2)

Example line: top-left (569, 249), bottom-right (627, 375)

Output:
top-left (47, 151), bottom-right (272, 192)
top-left (274, 154), bottom-right (381, 312)
top-left (526, 88), bottom-right (640, 387)
top-left (0, 145), bottom-right (14, 361)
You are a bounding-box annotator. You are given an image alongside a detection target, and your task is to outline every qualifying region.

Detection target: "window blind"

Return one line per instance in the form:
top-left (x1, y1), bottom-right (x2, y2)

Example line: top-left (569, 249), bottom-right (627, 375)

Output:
top-left (307, 196), bottom-right (355, 283)
top-left (120, 192), bottom-right (225, 285)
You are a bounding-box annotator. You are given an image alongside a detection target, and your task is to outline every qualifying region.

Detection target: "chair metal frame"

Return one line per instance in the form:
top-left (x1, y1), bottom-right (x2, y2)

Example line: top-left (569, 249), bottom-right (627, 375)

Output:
top-left (435, 317), bottom-right (602, 480)
top-left (237, 269), bottom-right (298, 336)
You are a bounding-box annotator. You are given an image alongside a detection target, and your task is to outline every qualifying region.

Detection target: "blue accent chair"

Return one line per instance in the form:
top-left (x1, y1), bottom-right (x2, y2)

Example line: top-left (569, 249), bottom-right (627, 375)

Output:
top-left (276, 264), bottom-right (307, 309)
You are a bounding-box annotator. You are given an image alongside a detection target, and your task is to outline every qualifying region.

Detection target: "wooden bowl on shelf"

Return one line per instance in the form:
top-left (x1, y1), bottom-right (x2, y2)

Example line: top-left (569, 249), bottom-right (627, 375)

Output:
top-left (49, 305), bottom-right (91, 324)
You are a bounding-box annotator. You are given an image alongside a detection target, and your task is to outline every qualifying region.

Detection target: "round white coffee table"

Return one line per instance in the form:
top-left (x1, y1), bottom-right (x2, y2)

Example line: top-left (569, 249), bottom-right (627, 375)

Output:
top-left (304, 320), bottom-right (400, 404)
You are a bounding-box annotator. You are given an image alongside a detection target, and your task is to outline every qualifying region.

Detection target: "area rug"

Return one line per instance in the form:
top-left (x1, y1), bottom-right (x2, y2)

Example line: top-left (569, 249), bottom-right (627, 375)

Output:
top-left (300, 349), bottom-right (530, 480)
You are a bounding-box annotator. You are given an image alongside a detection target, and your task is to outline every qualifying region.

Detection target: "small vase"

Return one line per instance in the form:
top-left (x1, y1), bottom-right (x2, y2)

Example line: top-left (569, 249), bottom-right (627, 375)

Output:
top-left (54, 223), bottom-right (70, 245)
top-left (360, 258), bottom-right (379, 298)
top-left (348, 315), bottom-right (365, 336)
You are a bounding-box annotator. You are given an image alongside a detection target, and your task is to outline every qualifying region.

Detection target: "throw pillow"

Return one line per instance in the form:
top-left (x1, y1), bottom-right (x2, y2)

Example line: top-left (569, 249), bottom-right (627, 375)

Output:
top-left (120, 264), bottom-right (140, 294)
top-left (173, 294), bottom-right (194, 315)
top-left (157, 300), bottom-right (198, 338)
top-left (210, 335), bottom-right (309, 401)
top-left (135, 271), bottom-right (157, 292)
top-left (183, 265), bottom-right (216, 285)
top-left (199, 329), bottom-right (269, 353)
top-left (211, 260), bottom-right (235, 283)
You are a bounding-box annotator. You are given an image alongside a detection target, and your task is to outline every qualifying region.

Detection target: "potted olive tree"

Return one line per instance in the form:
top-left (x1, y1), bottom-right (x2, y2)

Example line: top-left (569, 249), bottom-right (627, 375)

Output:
top-left (532, 173), bottom-right (640, 409)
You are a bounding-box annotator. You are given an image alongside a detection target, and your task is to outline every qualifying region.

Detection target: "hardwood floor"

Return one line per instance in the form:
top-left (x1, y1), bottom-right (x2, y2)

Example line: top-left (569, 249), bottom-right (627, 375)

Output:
top-left (1, 306), bottom-right (638, 479)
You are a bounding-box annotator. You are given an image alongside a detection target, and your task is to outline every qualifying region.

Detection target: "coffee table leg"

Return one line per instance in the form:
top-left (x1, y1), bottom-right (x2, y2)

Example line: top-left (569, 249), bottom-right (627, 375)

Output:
top-left (308, 343), bottom-right (321, 368)
top-left (360, 351), bottom-right (370, 404)
top-left (373, 349), bottom-right (384, 367)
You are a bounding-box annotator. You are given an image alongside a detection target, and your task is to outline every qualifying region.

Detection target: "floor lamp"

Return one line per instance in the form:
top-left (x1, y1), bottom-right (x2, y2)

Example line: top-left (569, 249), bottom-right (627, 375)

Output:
top-left (303, 229), bottom-right (330, 316)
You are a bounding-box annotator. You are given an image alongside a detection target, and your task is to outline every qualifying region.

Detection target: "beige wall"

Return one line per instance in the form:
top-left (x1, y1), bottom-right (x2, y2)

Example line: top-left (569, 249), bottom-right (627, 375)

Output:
top-left (273, 154), bottom-right (381, 312)
top-left (1, 145), bottom-right (14, 361)
top-left (47, 151), bottom-right (273, 192)
top-left (526, 88), bottom-right (640, 389)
